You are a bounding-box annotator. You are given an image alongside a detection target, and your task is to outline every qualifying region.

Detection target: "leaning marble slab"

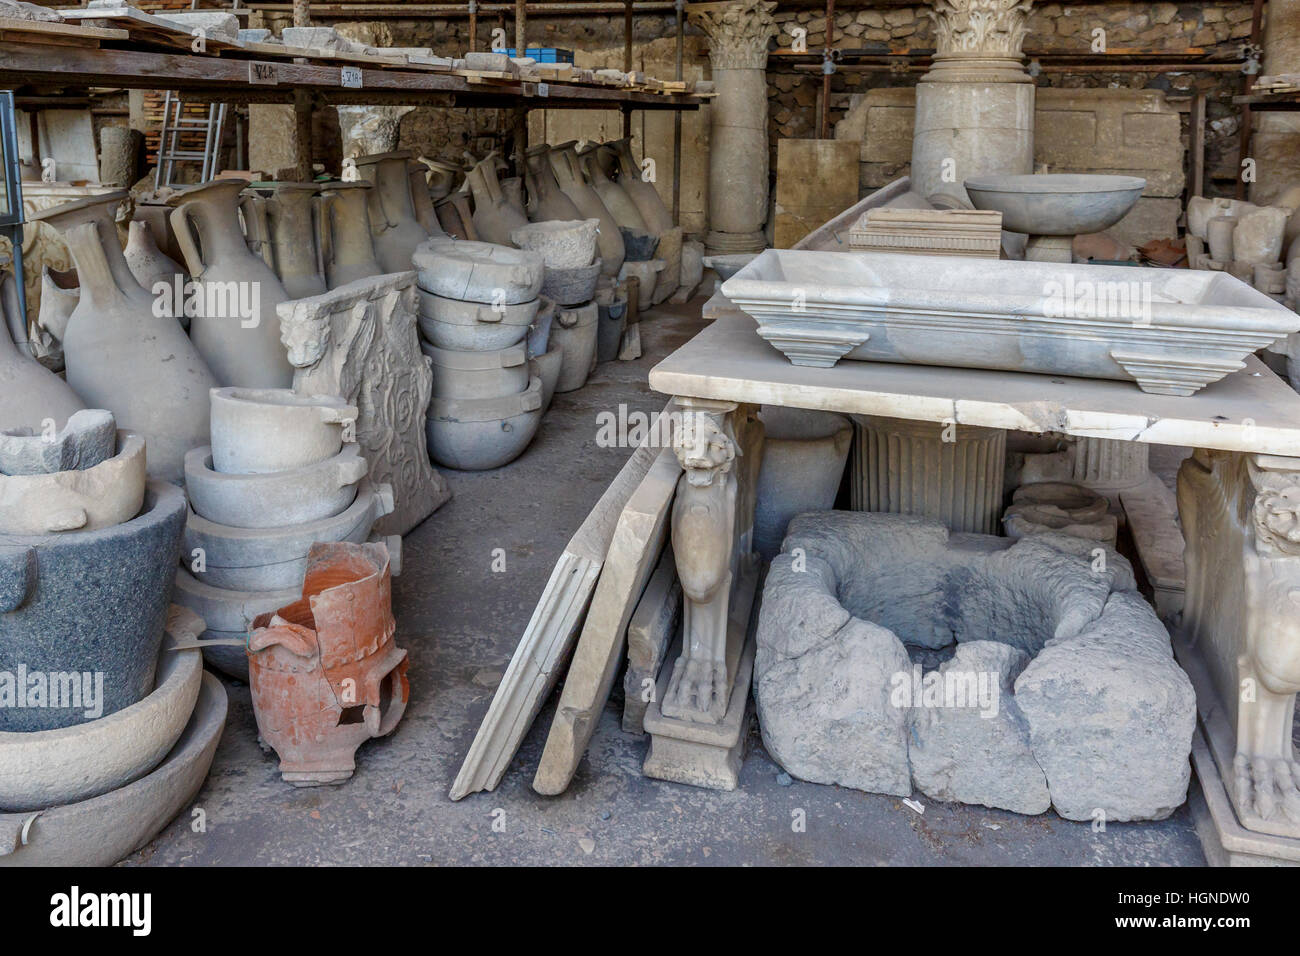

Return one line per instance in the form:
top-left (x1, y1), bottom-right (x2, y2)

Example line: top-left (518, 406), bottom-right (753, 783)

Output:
top-left (721, 249), bottom-right (1300, 395)
top-left (449, 401), bottom-right (677, 801)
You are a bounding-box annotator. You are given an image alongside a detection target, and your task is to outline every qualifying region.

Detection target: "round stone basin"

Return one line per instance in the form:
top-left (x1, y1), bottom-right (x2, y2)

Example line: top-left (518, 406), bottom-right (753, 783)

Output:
top-left (963, 174), bottom-right (1146, 236)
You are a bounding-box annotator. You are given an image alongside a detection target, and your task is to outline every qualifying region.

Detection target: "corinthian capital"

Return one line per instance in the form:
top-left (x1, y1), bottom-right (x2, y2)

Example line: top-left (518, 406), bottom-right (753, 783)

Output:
top-left (688, 0), bottom-right (778, 70)
top-left (929, 0), bottom-right (1033, 57)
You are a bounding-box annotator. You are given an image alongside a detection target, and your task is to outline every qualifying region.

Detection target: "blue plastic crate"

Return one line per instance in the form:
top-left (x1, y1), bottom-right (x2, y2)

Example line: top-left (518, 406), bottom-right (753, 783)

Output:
top-left (504, 47), bottom-right (574, 63)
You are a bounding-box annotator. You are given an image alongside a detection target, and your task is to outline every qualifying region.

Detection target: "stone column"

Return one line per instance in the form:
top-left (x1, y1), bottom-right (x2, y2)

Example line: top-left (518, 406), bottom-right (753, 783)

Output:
top-left (689, 0), bottom-right (777, 256)
top-left (852, 415), bottom-right (1005, 534)
top-left (1250, 0), bottom-right (1300, 205)
top-left (911, 0), bottom-right (1035, 207)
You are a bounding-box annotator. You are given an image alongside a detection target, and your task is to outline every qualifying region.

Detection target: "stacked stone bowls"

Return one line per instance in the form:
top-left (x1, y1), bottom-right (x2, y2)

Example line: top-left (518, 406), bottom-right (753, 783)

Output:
top-left (508, 221), bottom-right (603, 395)
top-left (174, 387), bottom-right (396, 679)
top-left (413, 238), bottom-right (551, 470)
top-left (0, 416), bottom-right (224, 865)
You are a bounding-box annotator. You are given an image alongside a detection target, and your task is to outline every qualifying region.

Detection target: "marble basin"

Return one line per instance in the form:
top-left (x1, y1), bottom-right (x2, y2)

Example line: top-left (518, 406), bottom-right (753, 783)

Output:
top-left (963, 174), bottom-right (1146, 237)
top-left (720, 249), bottom-right (1300, 395)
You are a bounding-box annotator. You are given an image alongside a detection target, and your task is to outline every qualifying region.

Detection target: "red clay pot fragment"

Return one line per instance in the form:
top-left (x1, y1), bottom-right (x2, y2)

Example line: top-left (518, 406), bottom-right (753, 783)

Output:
top-left (247, 541), bottom-right (408, 786)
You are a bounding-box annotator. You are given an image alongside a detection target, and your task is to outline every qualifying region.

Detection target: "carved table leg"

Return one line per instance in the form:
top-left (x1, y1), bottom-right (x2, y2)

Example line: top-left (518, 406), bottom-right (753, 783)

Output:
top-left (1178, 448), bottom-right (1300, 839)
top-left (661, 399), bottom-right (762, 725)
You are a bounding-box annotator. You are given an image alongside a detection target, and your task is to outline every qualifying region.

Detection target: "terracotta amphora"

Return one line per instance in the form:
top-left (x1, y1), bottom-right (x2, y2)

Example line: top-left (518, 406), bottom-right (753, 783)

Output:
top-left (408, 161), bottom-right (447, 238)
top-left (29, 191), bottom-right (215, 481)
top-left (124, 219), bottom-right (188, 298)
top-left (247, 541), bottom-right (409, 786)
top-left (524, 143), bottom-right (582, 223)
top-left (261, 182), bottom-right (328, 299)
top-left (436, 192), bottom-right (478, 241)
top-left (548, 142), bottom-right (624, 276)
top-left (604, 138), bottom-right (675, 235)
top-left (167, 179), bottom-right (294, 389)
top-left (0, 271), bottom-right (83, 431)
top-left (579, 142), bottom-right (648, 232)
top-left (423, 157), bottom-right (462, 201)
top-left (465, 151), bottom-right (528, 246)
top-left (353, 150), bottom-right (431, 273)
top-left (317, 181), bottom-right (384, 288)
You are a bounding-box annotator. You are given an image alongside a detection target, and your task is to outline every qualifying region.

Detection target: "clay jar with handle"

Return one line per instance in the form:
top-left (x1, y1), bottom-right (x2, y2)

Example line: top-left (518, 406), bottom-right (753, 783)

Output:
top-left (0, 273), bottom-right (84, 431)
top-left (604, 138), bottom-right (675, 236)
top-left (317, 182), bottom-right (384, 289)
top-left (29, 192), bottom-right (216, 481)
top-left (579, 142), bottom-right (648, 232)
top-left (167, 179), bottom-right (294, 389)
top-left (524, 144), bottom-right (582, 223)
top-left (548, 142), bottom-right (624, 277)
top-left (465, 152), bottom-right (529, 246)
top-left (353, 150), bottom-right (432, 273)
top-left (260, 182), bottom-right (328, 299)
top-left (247, 540), bottom-right (409, 786)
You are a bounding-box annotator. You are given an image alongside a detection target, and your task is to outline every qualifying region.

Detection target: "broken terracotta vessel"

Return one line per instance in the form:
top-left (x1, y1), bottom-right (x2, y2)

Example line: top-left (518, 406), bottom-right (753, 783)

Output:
top-left (247, 541), bottom-right (409, 786)
top-left (548, 142), bottom-right (624, 276)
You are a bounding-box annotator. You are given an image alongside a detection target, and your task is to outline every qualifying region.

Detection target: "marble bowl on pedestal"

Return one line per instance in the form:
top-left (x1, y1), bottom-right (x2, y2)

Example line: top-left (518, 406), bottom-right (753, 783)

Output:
top-left (964, 174), bottom-right (1145, 262)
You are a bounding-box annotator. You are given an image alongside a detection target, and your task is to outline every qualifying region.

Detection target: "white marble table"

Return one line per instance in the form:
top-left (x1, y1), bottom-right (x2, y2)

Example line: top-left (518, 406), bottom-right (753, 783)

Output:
top-left (649, 306), bottom-right (1300, 860)
top-left (651, 308), bottom-right (1300, 457)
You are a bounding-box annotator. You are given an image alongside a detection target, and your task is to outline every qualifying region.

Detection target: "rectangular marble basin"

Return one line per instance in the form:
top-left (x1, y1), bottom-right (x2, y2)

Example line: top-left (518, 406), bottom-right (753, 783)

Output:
top-left (720, 249), bottom-right (1300, 395)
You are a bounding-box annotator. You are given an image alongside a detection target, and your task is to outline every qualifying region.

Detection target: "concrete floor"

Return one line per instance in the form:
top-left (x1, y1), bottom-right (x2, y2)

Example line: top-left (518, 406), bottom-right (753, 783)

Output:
top-left (126, 297), bottom-right (1207, 867)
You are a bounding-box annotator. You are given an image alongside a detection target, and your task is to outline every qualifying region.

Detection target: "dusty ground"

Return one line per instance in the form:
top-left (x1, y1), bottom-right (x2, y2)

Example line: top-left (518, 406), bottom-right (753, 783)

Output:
top-left (127, 297), bottom-right (1207, 867)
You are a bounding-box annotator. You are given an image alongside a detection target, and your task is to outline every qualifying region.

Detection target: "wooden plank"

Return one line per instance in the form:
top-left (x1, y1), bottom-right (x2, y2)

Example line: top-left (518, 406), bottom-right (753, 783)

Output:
top-left (0, 17), bottom-right (127, 42)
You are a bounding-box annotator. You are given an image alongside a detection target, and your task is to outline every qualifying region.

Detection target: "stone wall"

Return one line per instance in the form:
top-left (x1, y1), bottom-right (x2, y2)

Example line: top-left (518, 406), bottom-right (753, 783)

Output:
top-left (770, 2), bottom-right (1257, 205)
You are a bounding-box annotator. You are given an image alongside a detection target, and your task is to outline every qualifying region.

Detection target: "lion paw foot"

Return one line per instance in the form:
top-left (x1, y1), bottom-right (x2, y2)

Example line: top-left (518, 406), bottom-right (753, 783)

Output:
top-left (1234, 754), bottom-right (1300, 825)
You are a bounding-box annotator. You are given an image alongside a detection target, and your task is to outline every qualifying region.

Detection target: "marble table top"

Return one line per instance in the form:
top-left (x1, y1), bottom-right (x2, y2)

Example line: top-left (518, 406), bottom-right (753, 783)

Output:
top-left (650, 309), bottom-right (1300, 457)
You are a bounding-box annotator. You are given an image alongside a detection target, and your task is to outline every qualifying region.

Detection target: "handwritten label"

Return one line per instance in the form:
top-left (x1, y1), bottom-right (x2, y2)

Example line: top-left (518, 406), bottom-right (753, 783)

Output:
top-left (537, 82), bottom-right (549, 97)
top-left (341, 66), bottom-right (363, 89)
top-left (249, 61), bottom-right (278, 85)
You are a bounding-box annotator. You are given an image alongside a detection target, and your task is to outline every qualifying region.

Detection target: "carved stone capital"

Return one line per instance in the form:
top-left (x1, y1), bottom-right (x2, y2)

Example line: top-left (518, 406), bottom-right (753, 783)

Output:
top-left (928, 0), bottom-right (1033, 58)
top-left (688, 0), bottom-right (777, 70)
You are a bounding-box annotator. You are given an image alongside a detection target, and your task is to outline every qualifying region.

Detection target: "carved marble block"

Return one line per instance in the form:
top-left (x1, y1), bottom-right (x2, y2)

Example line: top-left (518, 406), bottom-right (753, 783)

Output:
top-left (1178, 449), bottom-right (1300, 840)
top-left (849, 208), bottom-right (1003, 258)
top-left (277, 271), bottom-right (449, 536)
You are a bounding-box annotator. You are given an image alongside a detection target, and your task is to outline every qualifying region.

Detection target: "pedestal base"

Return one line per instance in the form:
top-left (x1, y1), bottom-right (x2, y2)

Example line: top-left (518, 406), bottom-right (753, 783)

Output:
top-left (642, 565), bottom-right (759, 791)
top-left (1188, 728), bottom-right (1300, 866)
top-left (705, 230), bottom-right (767, 256)
top-left (1025, 234), bottom-right (1074, 262)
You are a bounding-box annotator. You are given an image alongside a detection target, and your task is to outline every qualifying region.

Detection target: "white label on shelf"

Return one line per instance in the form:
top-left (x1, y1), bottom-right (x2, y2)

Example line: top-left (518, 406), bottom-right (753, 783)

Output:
top-left (537, 82), bottom-right (550, 97)
top-left (249, 61), bottom-right (278, 85)
top-left (341, 66), bottom-right (363, 89)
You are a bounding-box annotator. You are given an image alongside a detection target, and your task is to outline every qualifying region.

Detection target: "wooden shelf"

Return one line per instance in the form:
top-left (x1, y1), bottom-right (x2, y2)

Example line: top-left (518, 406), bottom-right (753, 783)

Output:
top-left (0, 39), bottom-right (703, 110)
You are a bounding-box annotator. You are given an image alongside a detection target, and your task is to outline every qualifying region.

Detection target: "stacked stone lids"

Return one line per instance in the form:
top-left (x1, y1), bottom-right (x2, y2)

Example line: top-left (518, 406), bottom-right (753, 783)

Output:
top-left (412, 238), bottom-right (551, 470)
top-left (174, 386), bottom-right (398, 679)
top-left (0, 413), bottom-right (224, 865)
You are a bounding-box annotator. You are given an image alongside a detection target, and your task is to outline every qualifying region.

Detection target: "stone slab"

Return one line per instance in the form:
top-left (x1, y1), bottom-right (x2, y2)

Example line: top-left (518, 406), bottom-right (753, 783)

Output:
top-left (773, 139), bottom-right (860, 250)
top-left (621, 548), bottom-right (681, 735)
top-left (532, 444), bottom-right (682, 795)
top-left (448, 401), bottom-right (676, 801)
top-left (649, 310), bottom-right (1300, 458)
top-left (1119, 472), bottom-right (1186, 620)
